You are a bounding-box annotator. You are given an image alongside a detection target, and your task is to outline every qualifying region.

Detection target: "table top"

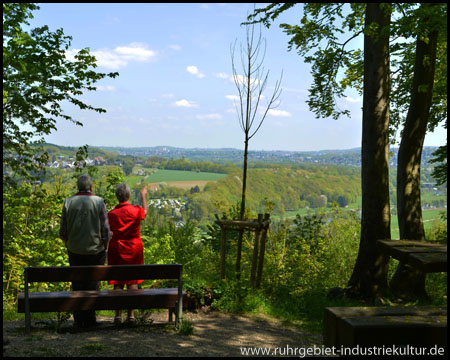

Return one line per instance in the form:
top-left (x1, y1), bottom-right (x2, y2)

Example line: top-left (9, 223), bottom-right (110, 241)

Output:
top-left (377, 240), bottom-right (447, 273)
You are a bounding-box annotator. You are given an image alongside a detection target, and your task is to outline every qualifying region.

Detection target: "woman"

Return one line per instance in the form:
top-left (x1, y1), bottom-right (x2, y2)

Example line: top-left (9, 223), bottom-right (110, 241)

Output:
top-left (107, 183), bottom-right (148, 324)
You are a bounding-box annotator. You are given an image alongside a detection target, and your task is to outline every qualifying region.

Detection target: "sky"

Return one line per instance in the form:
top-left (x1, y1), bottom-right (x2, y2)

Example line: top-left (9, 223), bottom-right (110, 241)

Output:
top-left (23, 3), bottom-right (446, 152)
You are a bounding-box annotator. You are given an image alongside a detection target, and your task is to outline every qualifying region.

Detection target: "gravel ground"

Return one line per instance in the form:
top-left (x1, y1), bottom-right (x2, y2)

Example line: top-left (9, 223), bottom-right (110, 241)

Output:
top-left (3, 308), bottom-right (324, 357)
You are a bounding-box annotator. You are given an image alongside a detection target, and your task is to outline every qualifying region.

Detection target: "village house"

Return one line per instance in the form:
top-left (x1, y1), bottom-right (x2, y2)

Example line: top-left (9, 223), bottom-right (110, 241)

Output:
top-left (94, 156), bottom-right (106, 166)
top-left (137, 168), bottom-right (146, 176)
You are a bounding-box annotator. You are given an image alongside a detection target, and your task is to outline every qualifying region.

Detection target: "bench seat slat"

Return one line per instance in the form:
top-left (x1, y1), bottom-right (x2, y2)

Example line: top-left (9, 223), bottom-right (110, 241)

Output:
top-left (18, 288), bottom-right (187, 313)
top-left (324, 306), bottom-right (447, 348)
top-left (25, 264), bottom-right (182, 282)
top-left (408, 252), bottom-right (447, 273)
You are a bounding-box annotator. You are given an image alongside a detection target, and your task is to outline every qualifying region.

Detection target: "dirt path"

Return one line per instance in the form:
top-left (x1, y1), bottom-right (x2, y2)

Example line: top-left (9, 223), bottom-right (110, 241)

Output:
top-left (3, 309), bottom-right (324, 357)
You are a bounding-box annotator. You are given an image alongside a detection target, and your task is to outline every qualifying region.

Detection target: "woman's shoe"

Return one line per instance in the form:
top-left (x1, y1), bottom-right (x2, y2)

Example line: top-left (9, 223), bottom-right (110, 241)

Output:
top-left (114, 316), bottom-right (122, 325)
top-left (126, 316), bottom-right (136, 324)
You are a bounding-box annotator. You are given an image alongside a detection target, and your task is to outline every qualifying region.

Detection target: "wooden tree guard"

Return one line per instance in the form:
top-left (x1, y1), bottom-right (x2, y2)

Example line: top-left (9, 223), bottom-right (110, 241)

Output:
top-left (216, 213), bottom-right (270, 288)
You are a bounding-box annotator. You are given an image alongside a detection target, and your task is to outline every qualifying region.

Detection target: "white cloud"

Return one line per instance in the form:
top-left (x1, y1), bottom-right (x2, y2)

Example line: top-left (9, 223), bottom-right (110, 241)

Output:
top-left (66, 42), bottom-right (158, 70)
top-left (64, 50), bottom-right (78, 62)
top-left (215, 72), bottom-right (229, 79)
top-left (174, 99), bottom-right (198, 108)
top-left (161, 93), bottom-right (175, 99)
top-left (226, 94), bottom-right (265, 102)
top-left (216, 72), bottom-right (258, 85)
top-left (232, 74), bottom-right (260, 87)
top-left (96, 85), bottom-right (116, 92)
top-left (196, 113), bottom-right (223, 120)
top-left (89, 49), bottom-right (128, 70)
top-left (225, 95), bottom-right (240, 101)
top-left (186, 65), bottom-right (205, 79)
top-left (345, 96), bottom-right (361, 103)
top-left (268, 109), bottom-right (292, 117)
top-left (114, 42), bottom-right (156, 61)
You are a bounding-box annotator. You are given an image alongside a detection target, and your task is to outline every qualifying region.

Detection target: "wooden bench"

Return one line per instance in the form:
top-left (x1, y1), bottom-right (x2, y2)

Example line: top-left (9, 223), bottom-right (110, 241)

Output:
top-left (18, 264), bottom-right (186, 334)
top-left (324, 306), bottom-right (447, 349)
top-left (377, 240), bottom-right (447, 273)
top-left (324, 240), bottom-right (447, 350)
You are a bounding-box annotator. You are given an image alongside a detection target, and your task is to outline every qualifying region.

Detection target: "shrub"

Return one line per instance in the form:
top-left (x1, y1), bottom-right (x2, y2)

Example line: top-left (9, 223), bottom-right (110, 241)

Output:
top-left (262, 208), bottom-right (360, 308)
top-left (177, 319), bottom-right (194, 335)
top-left (3, 182), bottom-right (71, 302)
top-left (142, 234), bottom-right (176, 265)
top-left (211, 279), bottom-right (266, 314)
top-left (426, 211), bottom-right (447, 243)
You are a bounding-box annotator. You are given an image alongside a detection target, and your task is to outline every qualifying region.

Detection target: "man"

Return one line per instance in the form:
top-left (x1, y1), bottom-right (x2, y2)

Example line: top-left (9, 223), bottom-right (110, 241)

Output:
top-left (59, 174), bottom-right (112, 328)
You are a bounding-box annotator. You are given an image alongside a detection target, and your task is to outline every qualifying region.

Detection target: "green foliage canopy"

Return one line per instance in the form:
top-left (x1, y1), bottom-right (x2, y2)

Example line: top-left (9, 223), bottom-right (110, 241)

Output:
top-left (3, 3), bottom-right (118, 185)
top-left (3, 180), bottom-right (71, 301)
top-left (246, 3), bottom-right (447, 139)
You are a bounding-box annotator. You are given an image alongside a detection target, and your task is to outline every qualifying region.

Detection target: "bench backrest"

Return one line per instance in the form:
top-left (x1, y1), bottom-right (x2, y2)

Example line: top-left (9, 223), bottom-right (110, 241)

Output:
top-left (21, 264), bottom-right (185, 333)
top-left (24, 264), bottom-right (182, 283)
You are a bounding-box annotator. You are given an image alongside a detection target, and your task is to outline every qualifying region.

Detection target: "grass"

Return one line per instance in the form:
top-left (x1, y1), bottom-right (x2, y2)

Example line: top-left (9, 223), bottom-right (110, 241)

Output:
top-left (177, 319), bottom-right (194, 335)
top-left (422, 209), bottom-right (447, 221)
top-left (124, 175), bottom-right (144, 187)
top-left (124, 168), bottom-right (227, 190)
top-left (391, 208), bottom-right (447, 240)
top-left (211, 286), bottom-right (365, 334)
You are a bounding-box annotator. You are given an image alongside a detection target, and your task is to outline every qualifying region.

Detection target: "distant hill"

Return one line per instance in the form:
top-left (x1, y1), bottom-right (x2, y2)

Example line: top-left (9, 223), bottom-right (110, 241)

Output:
top-left (96, 145), bottom-right (439, 168)
top-left (41, 143), bottom-right (120, 159)
top-left (97, 145), bottom-right (363, 164)
top-left (39, 143), bottom-right (439, 168)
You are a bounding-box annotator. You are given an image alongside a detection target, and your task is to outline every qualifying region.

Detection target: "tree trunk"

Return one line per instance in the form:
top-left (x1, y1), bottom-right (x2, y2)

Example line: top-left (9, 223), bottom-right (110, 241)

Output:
top-left (347, 3), bottom-right (391, 299)
top-left (390, 10), bottom-right (439, 299)
top-left (236, 136), bottom-right (249, 279)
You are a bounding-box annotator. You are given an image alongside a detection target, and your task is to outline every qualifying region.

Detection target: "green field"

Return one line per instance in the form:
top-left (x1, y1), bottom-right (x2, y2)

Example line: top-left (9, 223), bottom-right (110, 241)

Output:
top-left (391, 208), bottom-right (447, 239)
top-left (124, 175), bottom-right (144, 187)
top-left (125, 168), bottom-right (227, 188)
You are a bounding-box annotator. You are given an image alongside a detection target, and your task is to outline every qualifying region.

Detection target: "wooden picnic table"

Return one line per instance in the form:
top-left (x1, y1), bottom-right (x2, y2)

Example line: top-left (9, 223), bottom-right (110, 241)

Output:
top-left (324, 239), bottom-right (447, 349)
top-left (377, 239), bottom-right (447, 273)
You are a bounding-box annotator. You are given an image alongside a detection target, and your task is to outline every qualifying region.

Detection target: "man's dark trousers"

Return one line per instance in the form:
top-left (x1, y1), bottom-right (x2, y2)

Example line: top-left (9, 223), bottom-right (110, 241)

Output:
top-left (68, 250), bottom-right (106, 327)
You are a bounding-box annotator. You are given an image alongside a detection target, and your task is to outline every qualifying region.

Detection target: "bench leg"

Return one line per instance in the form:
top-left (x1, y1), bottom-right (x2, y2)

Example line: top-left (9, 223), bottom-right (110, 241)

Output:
top-left (25, 310), bottom-right (31, 335)
top-left (24, 271), bottom-right (31, 335)
top-left (169, 308), bottom-right (174, 323)
top-left (175, 301), bottom-right (182, 328)
top-left (169, 305), bottom-right (181, 328)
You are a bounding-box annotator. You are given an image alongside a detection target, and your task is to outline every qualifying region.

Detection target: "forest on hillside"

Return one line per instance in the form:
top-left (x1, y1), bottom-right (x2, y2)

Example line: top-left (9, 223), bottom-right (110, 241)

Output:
top-left (188, 166), bottom-right (360, 222)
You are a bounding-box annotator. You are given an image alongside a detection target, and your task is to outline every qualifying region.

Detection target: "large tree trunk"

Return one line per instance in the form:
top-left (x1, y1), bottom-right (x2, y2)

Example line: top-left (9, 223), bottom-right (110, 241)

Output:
top-left (347, 3), bottom-right (391, 299)
top-left (390, 9), bottom-right (439, 299)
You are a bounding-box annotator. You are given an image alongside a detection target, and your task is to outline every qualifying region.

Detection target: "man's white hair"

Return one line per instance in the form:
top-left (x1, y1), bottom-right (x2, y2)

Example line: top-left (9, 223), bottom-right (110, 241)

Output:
top-left (77, 174), bottom-right (92, 192)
